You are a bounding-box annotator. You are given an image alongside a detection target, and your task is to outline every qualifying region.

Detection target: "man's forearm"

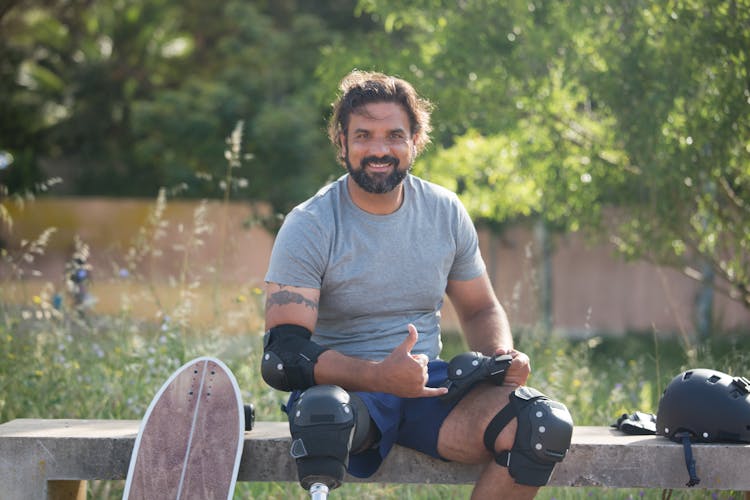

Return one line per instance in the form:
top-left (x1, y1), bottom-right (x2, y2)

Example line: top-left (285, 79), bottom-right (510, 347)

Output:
top-left (312, 325), bottom-right (447, 399)
top-left (313, 349), bottom-right (383, 392)
top-left (461, 302), bottom-right (513, 355)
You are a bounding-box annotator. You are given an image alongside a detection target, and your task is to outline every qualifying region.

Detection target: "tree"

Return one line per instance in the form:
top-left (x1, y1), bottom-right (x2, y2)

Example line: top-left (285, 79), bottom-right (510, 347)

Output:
top-left (0, 0), bottom-right (374, 214)
top-left (343, 0), bottom-right (750, 313)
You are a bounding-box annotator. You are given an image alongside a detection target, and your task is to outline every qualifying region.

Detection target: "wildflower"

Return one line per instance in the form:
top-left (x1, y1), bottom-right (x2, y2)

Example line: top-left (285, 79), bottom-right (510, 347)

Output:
top-left (92, 344), bottom-right (105, 358)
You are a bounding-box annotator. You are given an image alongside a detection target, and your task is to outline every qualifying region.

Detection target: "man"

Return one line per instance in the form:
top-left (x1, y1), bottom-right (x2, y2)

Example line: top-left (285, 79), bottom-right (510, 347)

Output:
top-left (262, 70), bottom-right (572, 499)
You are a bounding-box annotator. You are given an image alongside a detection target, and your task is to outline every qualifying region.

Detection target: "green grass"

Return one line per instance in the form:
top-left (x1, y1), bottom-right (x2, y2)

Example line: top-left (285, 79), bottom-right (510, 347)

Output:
top-left (2, 172), bottom-right (749, 498)
top-left (1, 299), bottom-right (749, 499)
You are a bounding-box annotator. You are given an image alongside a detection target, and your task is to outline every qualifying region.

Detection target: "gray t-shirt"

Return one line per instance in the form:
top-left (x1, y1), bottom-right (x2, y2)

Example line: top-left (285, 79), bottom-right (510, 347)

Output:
top-left (265, 174), bottom-right (486, 361)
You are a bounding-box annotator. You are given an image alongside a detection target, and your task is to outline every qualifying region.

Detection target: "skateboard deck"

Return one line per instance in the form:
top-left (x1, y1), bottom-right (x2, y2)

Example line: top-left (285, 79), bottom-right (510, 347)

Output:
top-left (123, 356), bottom-right (244, 500)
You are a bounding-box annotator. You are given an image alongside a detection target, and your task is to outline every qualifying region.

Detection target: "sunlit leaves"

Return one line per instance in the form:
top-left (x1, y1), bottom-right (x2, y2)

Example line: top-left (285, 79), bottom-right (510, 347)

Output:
top-left (426, 130), bottom-right (541, 221)
top-left (356, 0), bottom-right (750, 308)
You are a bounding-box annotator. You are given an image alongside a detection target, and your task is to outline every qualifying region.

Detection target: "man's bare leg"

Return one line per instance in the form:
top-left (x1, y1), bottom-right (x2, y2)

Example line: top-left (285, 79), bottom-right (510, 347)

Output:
top-left (437, 383), bottom-right (538, 500)
top-left (470, 462), bottom-right (538, 500)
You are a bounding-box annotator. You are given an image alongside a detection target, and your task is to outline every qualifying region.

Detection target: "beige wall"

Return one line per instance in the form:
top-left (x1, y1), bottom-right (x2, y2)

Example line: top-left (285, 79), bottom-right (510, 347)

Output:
top-left (2, 197), bottom-right (748, 337)
top-left (1, 197), bottom-right (274, 285)
top-left (474, 225), bottom-right (749, 337)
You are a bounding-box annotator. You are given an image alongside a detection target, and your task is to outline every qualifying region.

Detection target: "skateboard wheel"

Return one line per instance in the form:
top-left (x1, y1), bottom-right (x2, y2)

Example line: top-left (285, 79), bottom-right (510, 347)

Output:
top-left (244, 404), bottom-right (255, 431)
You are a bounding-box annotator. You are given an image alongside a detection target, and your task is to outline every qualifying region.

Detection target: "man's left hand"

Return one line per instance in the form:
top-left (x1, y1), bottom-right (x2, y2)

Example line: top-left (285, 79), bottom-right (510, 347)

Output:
top-left (494, 348), bottom-right (531, 386)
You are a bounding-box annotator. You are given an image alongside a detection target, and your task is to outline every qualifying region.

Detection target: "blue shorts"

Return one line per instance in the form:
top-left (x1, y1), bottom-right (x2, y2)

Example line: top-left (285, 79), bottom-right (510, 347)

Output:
top-left (284, 360), bottom-right (458, 478)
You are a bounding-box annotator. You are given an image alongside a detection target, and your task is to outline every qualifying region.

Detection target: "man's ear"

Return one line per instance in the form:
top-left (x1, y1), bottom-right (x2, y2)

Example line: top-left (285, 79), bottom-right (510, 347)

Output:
top-left (339, 133), bottom-right (347, 159)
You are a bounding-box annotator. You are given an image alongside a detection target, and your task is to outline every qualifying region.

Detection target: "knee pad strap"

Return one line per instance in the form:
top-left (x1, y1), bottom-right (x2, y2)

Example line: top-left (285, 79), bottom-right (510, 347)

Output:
top-left (483, 386), bottom-right (574, 487)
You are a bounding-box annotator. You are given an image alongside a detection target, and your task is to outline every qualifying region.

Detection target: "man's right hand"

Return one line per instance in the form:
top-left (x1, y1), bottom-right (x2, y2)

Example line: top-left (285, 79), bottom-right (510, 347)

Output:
top-left (375, 324), bottom-right (449, 398)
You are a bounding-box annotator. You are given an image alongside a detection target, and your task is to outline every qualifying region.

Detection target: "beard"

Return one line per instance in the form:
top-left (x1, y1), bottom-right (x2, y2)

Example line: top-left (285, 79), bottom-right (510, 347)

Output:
top-left (345, 154), bottom-right (411, 194)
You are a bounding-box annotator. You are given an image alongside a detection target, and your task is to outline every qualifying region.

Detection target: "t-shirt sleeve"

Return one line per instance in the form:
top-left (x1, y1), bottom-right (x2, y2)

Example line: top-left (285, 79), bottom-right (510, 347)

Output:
top-left (264, 209), bottom-right (328, 289)
top-left (448, 198), bottom-right (486, 281)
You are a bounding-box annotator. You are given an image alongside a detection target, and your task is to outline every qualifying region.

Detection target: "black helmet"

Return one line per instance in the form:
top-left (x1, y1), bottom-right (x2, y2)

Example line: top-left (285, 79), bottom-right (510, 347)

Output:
top-left (656, 368), bottom-right (750, 443)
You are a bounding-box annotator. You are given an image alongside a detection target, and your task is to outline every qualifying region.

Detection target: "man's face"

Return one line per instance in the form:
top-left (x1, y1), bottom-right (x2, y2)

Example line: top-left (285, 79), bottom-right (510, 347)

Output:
top-left (341, 102), bottom-right (415, 194)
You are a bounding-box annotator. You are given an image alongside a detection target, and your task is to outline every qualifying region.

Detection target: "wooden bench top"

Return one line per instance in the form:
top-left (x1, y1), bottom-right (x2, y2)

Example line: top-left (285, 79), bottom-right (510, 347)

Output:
top-left (1, 418), bottom-right (749, 496)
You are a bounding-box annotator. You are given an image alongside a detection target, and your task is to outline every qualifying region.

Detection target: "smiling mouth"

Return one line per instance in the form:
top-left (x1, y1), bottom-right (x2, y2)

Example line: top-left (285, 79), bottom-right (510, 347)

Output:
top-left (362, 156), bottom-right (398, 172)
top-left (365, 162), bottom-right (393, 172)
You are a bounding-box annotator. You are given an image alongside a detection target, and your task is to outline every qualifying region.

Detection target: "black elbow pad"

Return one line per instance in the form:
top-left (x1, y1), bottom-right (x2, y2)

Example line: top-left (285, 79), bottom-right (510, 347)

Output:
top-left (261, 324), bottom-right (329, 391)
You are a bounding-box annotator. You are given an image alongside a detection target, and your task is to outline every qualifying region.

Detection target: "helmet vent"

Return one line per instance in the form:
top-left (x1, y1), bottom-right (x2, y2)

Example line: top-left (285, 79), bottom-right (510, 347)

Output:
top-left (683, 371), bottom-right (693, 380)
top-left (707, 375), bottom-right (721, 384)
top-left (731, 377), bottom-right (750, 394)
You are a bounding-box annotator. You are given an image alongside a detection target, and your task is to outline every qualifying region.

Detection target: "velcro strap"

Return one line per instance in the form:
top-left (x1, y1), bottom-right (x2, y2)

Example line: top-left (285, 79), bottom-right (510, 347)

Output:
top-left (494, 450), bottom-right (511, 467)
top-left (483, 403), bottom-right (516, 453)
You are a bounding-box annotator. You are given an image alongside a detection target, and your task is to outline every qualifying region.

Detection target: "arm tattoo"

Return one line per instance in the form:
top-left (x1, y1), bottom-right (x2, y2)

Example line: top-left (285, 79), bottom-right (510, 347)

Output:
top-left (266, 289), bottom-right (318, 311)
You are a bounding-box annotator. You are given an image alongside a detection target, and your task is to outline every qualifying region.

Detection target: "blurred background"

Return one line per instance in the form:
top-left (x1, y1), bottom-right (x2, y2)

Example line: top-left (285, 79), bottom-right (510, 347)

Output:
top-left (2, 0), bottom-right (748, 339)
top-left (2, 2), bottom-right (749, 497)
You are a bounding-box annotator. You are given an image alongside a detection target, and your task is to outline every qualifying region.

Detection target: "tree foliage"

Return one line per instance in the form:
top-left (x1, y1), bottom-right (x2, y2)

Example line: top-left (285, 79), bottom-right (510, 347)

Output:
top-left (1, 0), bottom-right (749, 309)
top-left (0, 0), bottom-right (371, 212)
top-left (349, 0), bottom-right (750, 309)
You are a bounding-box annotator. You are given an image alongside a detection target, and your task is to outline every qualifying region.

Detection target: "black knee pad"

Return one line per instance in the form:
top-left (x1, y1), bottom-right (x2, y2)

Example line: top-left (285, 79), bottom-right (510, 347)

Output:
top-left (483, 386), bottom-right (574, 486)
top-left (289, 385), bottom-right (356, 490)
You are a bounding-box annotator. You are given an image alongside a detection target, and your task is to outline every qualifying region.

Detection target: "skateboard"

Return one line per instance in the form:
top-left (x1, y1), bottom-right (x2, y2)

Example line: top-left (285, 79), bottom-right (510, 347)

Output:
top-left (123, 356), bottom-right (245, 500)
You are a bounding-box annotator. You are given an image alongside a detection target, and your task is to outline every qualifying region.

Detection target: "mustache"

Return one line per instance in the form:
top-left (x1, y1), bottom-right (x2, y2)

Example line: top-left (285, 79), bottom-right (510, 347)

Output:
top-left (361, 155), bottom-right (399, 168)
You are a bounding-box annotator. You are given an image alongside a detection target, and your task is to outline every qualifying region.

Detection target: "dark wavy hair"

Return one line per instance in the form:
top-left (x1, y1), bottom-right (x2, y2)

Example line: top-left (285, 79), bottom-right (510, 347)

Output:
top-left (328, 70), bottom-right (433, 163)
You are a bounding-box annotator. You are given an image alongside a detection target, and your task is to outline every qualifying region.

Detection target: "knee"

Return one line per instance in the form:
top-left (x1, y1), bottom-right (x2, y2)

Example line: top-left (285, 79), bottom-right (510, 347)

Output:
top-left (483, 386), bottom-right (574, 487)
top-left (288, 385), bottom-right (375, 490)
top-left (288, 385), bottom-right (356, 489)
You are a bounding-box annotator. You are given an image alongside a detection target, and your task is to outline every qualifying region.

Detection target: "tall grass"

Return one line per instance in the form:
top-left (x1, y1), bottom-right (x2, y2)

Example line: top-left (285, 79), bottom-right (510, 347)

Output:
top-left (1, 128), bottom-right (749, 499)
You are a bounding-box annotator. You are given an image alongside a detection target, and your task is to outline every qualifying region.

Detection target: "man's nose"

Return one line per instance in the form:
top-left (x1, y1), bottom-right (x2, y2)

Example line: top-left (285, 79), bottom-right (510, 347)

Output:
top-left (367, 138), bottom-right (392, 154)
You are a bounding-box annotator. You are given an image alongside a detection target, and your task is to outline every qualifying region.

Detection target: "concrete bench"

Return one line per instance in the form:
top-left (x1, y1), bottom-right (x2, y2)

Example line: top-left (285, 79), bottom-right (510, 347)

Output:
top-left (1, 419), bottom-right (749, 499)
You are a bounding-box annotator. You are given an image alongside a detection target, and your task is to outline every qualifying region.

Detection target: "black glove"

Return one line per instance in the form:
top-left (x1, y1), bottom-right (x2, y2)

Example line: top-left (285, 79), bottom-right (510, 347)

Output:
top-left (440, 352), bottom-right (513, 405)
top-left (611, 411), bottom-right (656, 435)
